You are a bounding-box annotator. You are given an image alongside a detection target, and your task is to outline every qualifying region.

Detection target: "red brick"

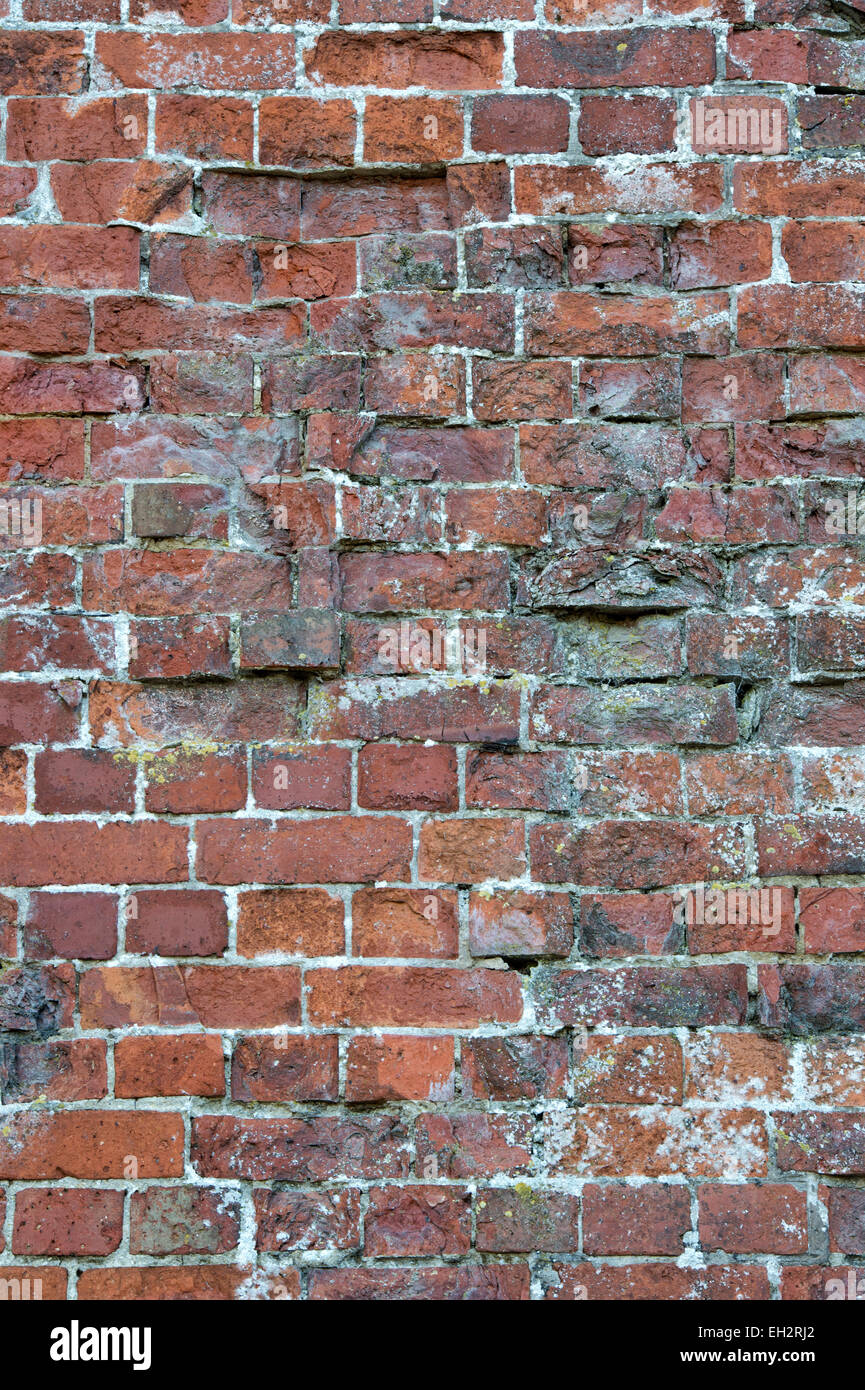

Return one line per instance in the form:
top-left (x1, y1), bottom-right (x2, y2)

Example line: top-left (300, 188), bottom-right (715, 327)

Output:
top-left (469, 889), bottom-right (572, 956)
top-left (131, 1187), bottom-right (240, 1256)
top-left (533, 818), bottom-right (745, 888)
top-left (156, 95), bottom-right (253, 160)
top-left (308, 1266), bottom-right (528, 1300)
top-left (307, 966), bottom-right (524, 1027)
top-left (24, 892), bottom-right (117, 961)
top-left (517, 163), bottom-right (722, 217)
top-left (0, 822), bottom-right (188, 886)
top-left (579, 894), bottom-right (680, 959)
top-left (0, 748), bottom-right (26, 814)
top-left (800, 887), bottom-right (865, 954)
top-left (89, 678), bottom-right (302, 745)
top-left (776, 1114), bottom-right (865, 1175)
top-left (0, 1266), bottom-right (67, 1299)
top-left (237, 889), bottom-right (344, 957)
top-left (416, 1113), bottom-right (532, 1179)
top-left (0, 1040), bottom-right (107, 1103)
top-left (231, 1035), bottom-right (338, 1103)
top-left (94, 32), bottom-right (295, 90)
top-left (311, 678), bottom-right (522, 745)
top-left (129, 618), bottom-right (232, 680)
top-left (95, 296), bottom-right (305, 354)
top-left (365, 1186), bottom-right (471, 1257)
top-left (473, 95), bottom-right (569, 154)
top-left (782, 219), bottom-right (865, 283)
top-left (81, 965), bottom-right (300, 1029)
top-left (150, 357), bottom-right (254, 414)
top-left (52, 160), bottom-right (192, 225)
top-left (240, 613), bottom-right (341, 671)
top-left (0, 362), bottom-right (142, 416)
top-left (685, 750), bottom-right (794, 816)
top-left (365, 97), bottom-right (463, 162)
top-left (579, 94), bottom-right (676, 155)
top-left (547, 1264), bottom-right (769, 1301)
top-left (419, 817), bottom-right (526, 882)
top-left (197, 817), bottom-right (411, 885)
top-left (259, 97), bottom-right (356, 167)
top-left (444, 486), bottom-right (547, 544)
top-left (544, 1106), bottom-right (767, 1178)
top-left (126, 889), bottom-right (228, 957)
top-left (524, 291), bottom-right (728, 357)
top-left (12, 1188), bottom-right (123, 1256)
top-left (34, 748), bottom-right (134, 815)
top-left (789, 354), bottom-right (865, 417)
top-left (358, 743), bottom-right (457, 811)
top-left (515, 28), bottom-right (714, 87)
top-left (0, 32), bottom-right (85, 95)
top-left (0, 225), bottom-right (138, 290)
top-left (114, 1035), bottom-right (225, 1098)
top-left (255, 1189), bottom-right (360, 1252)
top-left (477, 1188), bottom-right (578, 1253)
top-left (463, 1035), bottom-right (568, 1100)
top-left (466, 750), bottom-right (569, 811)
top-left (191, 1114), bottom-right (410, 1181)
top-left (364, 354), bottom-right (465, 417)
top-left (0, 1111), bottom-right (183, 1179)
top-left (670, 220), bottom-right (773, 290)
top-left (0, 891), bottom-right (15, 958)
top-left (346, 1035), bottom-right (455, 1102)
top-left (466, 225), bottom-right (565, 289)
top-left (530, 683), bottom-right (737, 745)
top-left (826, 1188), bottom-right (865, 1255)
top-left (144, 748), bottom-right (246, 814)
top-left (312, 291), bottom-right (513, 353)
top-left (256, 241), bottom-right (356, 303)
top-left (798, 95), bottom-right (865, 150)
top-left (699, 1184), bottom-right (808, 1254)
top-left (0, 963), bottom-right (75, 1035)
top-left (583, 1184), bottom-right (690, 1255)
top-left (540, 964), bottom-right (748, 1029)
top-left (684, 1033), bottom-right (793, 1107)
top-left (351, 887), bottom-right (459, 959)
top-left (308, 31), bottom-right (504, 89)
top-left (78, 1266), bottom-right (297, 1301)
top-left (472, 360), bottom-right (572, 421)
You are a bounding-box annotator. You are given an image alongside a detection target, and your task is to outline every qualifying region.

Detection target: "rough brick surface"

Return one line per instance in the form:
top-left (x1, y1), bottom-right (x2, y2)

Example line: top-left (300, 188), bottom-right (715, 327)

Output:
top-left (0, 0), bottom-right (861, 1307)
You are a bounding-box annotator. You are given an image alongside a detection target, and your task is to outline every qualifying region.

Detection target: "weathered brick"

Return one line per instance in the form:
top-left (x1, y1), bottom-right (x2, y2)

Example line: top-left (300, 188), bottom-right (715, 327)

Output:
top-left (583, 1184), bottom-right (690, 1255)
top-left (114, 1035), bottom-right (226, 1098)
top-left (131, 1186), bottom-right (240, 1256)
top-left (346, 1035), bottom-right (454, 1102)
top-left (12, 1189), bottom-right (124, 1256)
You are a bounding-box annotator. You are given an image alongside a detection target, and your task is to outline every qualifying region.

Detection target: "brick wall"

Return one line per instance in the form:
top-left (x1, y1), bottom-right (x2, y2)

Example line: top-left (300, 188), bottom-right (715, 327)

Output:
top-left (0, 0), bottom-right (864, 1303)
